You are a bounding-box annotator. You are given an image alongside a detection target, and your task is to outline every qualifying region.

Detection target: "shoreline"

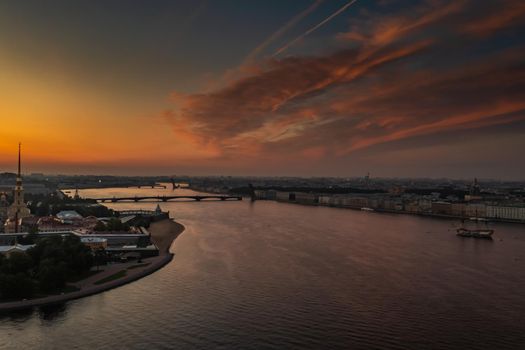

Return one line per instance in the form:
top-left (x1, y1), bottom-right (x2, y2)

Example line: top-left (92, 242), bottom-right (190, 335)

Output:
top-left (0, 218), bottom-right (184, 313)
top-left (261, 199), bottom-right (525, 225)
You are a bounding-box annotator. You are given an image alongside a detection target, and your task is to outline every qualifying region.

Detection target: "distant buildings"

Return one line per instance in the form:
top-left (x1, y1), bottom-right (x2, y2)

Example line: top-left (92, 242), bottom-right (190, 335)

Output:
top-left (486, 205), bottom-right (525, 221)
top-left (37, 214), bottom-right (99, 233)
top-left (253, 185), bottom-right (525, 223)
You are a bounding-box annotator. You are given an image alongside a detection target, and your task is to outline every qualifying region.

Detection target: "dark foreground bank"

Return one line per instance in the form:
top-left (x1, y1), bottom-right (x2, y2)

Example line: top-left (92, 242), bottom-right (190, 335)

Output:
top-left (0, 218), bottom-right (185, 312)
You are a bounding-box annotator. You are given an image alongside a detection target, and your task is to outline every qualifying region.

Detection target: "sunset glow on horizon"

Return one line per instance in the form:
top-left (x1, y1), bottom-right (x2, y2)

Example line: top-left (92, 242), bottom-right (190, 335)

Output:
top-left (1, 0), bottom-right (524, 178)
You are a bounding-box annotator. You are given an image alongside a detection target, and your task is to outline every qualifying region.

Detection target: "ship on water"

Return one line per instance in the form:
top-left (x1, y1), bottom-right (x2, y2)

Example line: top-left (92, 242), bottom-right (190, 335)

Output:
top-left (456, 219), bottom-right (494, 239)
top-left (457, 189), bottom-right (494, 238)
top-left (456, 227), bottom-right (494, 239)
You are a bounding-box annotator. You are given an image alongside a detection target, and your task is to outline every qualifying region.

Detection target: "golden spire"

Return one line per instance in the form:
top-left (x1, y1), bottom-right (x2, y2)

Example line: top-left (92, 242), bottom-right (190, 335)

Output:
top-left (18, 142), bottom-right (21, 177)
top-left (16, 143), bottom-right (22, 189)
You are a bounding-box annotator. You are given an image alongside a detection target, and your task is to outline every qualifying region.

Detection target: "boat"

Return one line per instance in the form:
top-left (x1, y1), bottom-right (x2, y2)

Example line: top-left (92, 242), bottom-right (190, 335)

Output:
top-left (456, 216), bottom-right (494, 239)
top-left (361, 207), bottom-right (374, 212)
top-left (456, 227), bottom-right (494, 239)
top-left (469, 217), bottom-right (488, 222)
top-left (457, 207), bottom-right (494, 239)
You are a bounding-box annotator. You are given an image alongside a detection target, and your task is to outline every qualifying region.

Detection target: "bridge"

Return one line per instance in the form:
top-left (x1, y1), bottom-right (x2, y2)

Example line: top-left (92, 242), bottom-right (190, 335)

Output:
top-left (127, 184), bottom-right (167, 189)
top-left (93, 195), bottom-right (243, 203)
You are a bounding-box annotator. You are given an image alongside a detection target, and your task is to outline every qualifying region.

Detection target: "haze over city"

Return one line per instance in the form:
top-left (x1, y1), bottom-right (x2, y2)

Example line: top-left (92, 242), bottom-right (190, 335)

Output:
top-left (1, 0), bottom-right (524, 178)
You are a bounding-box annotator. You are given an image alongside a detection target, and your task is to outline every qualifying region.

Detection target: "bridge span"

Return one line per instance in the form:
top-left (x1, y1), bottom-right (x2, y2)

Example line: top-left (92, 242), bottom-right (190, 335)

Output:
top-left (93, 195), bottom-right (242, 203)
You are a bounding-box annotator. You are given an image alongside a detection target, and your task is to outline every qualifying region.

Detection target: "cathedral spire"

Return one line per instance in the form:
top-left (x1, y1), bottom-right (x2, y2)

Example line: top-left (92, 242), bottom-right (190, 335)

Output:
top-left (18, 142), bottom-right (21, 177)
top-left (6, 142), bottom-right (30, 233)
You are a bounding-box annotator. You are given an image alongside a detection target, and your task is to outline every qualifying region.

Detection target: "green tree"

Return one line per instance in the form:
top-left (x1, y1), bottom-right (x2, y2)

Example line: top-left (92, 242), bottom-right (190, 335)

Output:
top-left (105, 218), bottom-right (129, 232)
top-left (1, 252), bottom-right (33, 275)
top-left (94, 221), bottom-right (107, 231)
top-left (0, 235), bottom-right (95, 300)
top-left (37, 259), bottom-right (67, 293)
top-left (27, 235), bottom-right (63, 267)
top-left (62, 235), bottom-right (93, 275)
top-left (0, 273), bottom-right (34, 299)
top-left (93, 248), bottom-right (107, 271)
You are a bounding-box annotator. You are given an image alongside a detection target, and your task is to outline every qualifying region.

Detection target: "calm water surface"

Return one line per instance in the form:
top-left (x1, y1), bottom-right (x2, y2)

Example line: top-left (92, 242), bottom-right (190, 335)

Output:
top-left (1, 186), bottom-right (525, 349)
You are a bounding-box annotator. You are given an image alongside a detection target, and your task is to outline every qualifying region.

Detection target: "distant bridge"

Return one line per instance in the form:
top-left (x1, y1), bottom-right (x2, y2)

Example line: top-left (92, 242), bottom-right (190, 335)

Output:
top-left (127, 184), bottom-right (167, 189)
top-left (93, 195), bottom-right (242, 203)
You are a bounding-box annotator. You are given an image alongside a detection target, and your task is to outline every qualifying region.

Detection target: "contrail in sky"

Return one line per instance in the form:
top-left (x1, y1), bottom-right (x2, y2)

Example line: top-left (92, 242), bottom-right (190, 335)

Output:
top-left (274, 0), bottom-right (359, 57)
top-left (244, 0), bottom-right (324, 63)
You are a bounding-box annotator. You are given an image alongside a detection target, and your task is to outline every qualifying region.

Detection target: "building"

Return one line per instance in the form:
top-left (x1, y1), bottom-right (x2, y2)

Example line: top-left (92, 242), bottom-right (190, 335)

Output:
top-left (80, 237), bottom-right (108, 250)
top-left (431, 201), bottom-right (452, 215)
top-left (465, 203), bottom-right (486, 218)
top-left (318, 195), bottom-right (331, 205)
top-left (294, 192), bottom-right (318, 204)
top-left (381, 198), bottom-right (403, 211)
top-left (404, 202), bottom-right (420, 213)
top-left (37, 216), bottom-right (76, 233)
top-left (5, 144), bottom-right (31, 232)
top-left (275, 191), bottom-right (294, 202)
top-left (418, 198), bottom-right (432, 212)
top-left (450, 203), bottom-right (466, 217)
top-left (21, 216), bottom-right (39, 232)
top-left (254, 190), bottom-right (269, 200)
top-left (0, 243), bottom-right (34, 257)
top-left (56, 210), bottom-right (83, 224)
top-left (486, 206), bottom-right (525, 221)
top-left (72, 230), bottom-right (149, 247)
top-left (0, 193), bottom-right (8, 223)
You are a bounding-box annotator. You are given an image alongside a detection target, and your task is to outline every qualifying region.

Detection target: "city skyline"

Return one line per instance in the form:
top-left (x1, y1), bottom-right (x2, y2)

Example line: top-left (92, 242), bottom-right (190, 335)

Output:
top-left (1, 0), bottom-right (524, 179)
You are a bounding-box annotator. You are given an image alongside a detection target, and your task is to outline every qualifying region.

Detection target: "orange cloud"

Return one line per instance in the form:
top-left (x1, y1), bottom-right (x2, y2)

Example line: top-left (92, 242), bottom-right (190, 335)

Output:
top-left (338, 0), bottom-right (466, 47)
top-left (462, 1), bottom-right (525, 36)
top-left (160, 0), bottom-right (525, 174)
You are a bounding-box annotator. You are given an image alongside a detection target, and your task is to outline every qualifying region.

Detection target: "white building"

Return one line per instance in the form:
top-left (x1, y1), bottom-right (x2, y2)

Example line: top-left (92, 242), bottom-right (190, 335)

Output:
top-left (486, 206), bottom-right (525, 221)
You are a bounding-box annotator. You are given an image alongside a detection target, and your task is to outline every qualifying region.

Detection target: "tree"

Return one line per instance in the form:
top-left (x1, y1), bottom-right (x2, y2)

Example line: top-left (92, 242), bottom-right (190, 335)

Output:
top-left (104, 218), bottom-right (129, 232)
top-left (0, 273), bottom-right (34, 299)
top-left (37, 259), bottom-right (67, 293)
top-left (0, 251), bottom-right (35, 300)
top-left (27, 235), bottom-right (64, 267)
top-left (1, 252), bottom-right (33, 275)
top-left (94, 221), bottom-right (107, 231)
top-left (62, 235), bottom-right (93, 275)
top-left (0, 235), bottom-right (95, 301)
top-left (93, 248), bottom-right (107, 271)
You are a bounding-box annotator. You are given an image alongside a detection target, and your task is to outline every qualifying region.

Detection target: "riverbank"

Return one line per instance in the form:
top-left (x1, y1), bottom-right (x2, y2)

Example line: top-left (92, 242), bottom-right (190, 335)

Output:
top-left (148, 218), bottom-right (185, 254)
top-left (0, 218), bottom-right (185, 313)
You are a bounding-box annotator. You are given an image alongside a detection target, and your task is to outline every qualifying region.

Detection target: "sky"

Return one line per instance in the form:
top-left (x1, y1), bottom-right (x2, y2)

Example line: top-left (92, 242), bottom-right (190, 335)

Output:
top-left (0, 0), bottom-right (524, 179)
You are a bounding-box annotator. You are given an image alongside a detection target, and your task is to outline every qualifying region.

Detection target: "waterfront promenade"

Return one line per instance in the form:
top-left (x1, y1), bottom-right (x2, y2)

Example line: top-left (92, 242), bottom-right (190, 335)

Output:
top-left (0, 218), bottom-right (184, 312)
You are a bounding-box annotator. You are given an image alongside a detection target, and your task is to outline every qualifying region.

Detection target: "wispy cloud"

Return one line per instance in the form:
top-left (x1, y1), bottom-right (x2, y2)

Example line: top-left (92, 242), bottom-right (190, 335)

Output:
top-left (244, 0), bottom-right (324, 63)
top-left (462, 0), bottom-right (525, 36)
top-left (164, 0), bottom-right (525, 173)
top-left (274, 0), bottom-right (360, 56)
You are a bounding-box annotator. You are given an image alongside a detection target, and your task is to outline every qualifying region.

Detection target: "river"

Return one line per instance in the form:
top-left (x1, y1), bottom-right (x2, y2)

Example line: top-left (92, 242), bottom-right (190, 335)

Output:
top-left (1, 186), bottom-right (525, 349)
